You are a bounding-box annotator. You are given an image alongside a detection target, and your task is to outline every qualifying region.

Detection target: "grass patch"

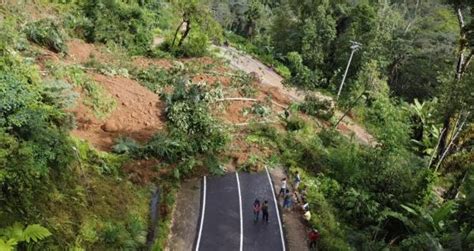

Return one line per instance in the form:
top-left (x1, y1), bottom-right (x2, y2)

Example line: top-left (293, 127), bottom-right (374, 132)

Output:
top-left (152, 181), bottom-right (178, 251)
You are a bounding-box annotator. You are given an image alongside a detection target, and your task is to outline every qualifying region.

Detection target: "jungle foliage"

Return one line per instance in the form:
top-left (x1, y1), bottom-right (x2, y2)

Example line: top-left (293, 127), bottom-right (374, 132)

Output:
top-left (0, 0), bottom-right (473, 250)
top-left (220, 2), bottom-right (473, 247)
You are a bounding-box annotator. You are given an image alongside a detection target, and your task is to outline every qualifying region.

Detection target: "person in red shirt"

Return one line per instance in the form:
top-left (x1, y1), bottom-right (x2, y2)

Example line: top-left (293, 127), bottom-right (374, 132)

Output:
top-left (253, 199), bottom-right (261, 223)
top-left (308, 229), bottom-right (320, 249)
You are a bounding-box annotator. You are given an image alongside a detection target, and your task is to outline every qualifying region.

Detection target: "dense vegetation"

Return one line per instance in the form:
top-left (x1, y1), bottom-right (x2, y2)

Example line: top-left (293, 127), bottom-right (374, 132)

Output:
top-left (0, 0), bottom-right (472, 250)
top-left (213, 0), bottom-right (473, 249)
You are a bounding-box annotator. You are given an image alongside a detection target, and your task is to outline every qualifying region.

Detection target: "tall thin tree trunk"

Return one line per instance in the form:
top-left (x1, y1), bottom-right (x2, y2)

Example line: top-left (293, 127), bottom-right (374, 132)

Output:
top-left (437, 7), bottom-right (468, 161)
top-left (178, 20), bottom-right (191, 47)
top-left (171, 20), bottom-right (185, 49)
top-left (445, 168), bottom-right (469, 200)
top-left (437, 112), bottom-right (452, 162)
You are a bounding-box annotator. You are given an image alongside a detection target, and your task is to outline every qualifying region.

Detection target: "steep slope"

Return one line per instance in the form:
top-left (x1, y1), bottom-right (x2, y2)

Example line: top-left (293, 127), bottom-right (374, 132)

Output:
top-left (217, 45), bottom-right (376, 146)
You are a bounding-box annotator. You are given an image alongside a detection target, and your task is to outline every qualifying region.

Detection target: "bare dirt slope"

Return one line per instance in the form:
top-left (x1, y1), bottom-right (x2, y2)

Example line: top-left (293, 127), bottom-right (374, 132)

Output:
top-left (71, 74), bottom-right (165, 151)
top-left (217, 45), bottom-right (375, 146)
top-left (217, 46), bottom-right (303, 101)
top-left (66, 40), bottom-right (165, 151)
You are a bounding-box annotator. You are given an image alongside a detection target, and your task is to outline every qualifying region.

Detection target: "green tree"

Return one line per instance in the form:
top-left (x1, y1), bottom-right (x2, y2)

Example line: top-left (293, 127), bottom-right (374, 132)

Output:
top-left (169, 0), bottom-right (222, 52)
top-left (437, 0), bottom-right (474, 159)
top-left (300, 6), bottom-right (336, 71)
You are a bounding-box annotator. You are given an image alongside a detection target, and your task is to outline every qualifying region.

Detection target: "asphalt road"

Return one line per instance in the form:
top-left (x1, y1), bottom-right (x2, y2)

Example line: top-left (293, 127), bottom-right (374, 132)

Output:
top-left (196, 170), bottom-right (285, 251)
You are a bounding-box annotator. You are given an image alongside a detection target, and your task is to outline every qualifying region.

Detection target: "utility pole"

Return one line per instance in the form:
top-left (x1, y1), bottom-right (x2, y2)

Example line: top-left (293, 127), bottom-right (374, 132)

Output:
top-left (337, 41), bottom-right (361, 100)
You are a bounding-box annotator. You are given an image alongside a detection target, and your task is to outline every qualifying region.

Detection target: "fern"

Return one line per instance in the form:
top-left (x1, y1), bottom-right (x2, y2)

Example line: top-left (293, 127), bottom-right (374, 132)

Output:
top-left (22, 224), bottom-right (52, 243)
top-left (0, 223), bottom-right (51, 248)
top-left (0, 239), bottom-right (17, 251)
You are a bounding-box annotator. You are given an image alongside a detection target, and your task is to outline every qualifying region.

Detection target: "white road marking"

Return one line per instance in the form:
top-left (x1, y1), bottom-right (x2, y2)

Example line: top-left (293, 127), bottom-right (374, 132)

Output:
top-left (195, 176), bottom-right (206, 251)
top-left (265, 166), bottom-right (286, 251)
top-left (236, 172), bottom-right (243, 251)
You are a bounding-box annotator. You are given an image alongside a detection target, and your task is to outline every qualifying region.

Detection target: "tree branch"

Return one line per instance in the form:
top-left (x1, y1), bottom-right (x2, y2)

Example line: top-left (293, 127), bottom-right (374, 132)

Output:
top-left (461, 50), bottom-right (474, 74)
top-left (435, 111), bottom-right (469, 172)
top-left (456, 8), bottom-right (465, 29)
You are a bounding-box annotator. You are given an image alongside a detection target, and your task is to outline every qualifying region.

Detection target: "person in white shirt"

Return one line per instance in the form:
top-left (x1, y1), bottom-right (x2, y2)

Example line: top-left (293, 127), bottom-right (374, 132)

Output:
top-left (294, 171), bottom-right (301, 190)
top-left (303, 209), bottom-right (311, 222)
top-left (278, 178), bottom-right (287, 197)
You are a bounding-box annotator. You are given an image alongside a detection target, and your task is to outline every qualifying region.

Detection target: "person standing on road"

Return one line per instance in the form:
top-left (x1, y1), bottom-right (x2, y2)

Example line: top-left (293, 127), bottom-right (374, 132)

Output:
top-left (279, 178), bottom-right (287, 197)
top-left (261, 200), bottom-right (269, 223)
top-left (253, 199), bottom-right (261, 222)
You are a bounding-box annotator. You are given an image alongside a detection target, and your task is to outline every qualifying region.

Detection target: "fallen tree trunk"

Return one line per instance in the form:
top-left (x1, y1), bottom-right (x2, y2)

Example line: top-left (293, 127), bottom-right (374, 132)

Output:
top-left (215, 97), bottom-right (287, 109)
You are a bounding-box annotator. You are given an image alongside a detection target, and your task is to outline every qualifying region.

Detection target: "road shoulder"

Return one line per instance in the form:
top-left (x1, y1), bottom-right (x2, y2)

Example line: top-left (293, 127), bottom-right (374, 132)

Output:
top-left (269, 167), bottom-right (309, 251)
top-left (166, 178), bottom-right (201, 251)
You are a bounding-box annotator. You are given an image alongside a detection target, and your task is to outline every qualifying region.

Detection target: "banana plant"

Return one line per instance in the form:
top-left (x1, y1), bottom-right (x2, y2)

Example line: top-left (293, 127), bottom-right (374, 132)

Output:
top-left (382, 201), bottom-right (457, 250)
top-left (407, 98), bottom-right (441, 155)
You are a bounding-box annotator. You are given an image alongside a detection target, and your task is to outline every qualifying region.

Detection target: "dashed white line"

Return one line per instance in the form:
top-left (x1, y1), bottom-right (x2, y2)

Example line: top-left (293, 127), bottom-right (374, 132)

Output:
top-left (265, 166), bottom-right (286, 251)
top-left (195, 176), bottom-right (207, 251)
top-left (236, 172), bottom-right (243, 251)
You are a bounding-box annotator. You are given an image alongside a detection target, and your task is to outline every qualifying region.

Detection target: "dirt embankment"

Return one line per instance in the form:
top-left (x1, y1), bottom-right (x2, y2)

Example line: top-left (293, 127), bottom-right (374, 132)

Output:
top-left (71, 73), bottom-right (165, 151)
top-left (65, 40), bottom-right (166, 151)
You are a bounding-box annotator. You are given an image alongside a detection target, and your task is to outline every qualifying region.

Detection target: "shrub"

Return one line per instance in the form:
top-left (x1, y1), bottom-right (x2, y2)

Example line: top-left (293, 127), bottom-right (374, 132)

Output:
top-left (300, 174), bottom-right (351, 250)
top-left (25, 19), bottom-right (68, 53)
top-left (0, 53), bottom-right (75, 220)
top-left (284, 51), bottom-right (321, 89)
top-left (299, 94), bottom-right (335, 120)
top-left (231, 71), bottom-right (257, 97)
top-left (243, 102), bottom-right (271, 117)
top-left (143, 79), bottom-right (229, 177)
top-left (131, 63), bottom-right (186, 93)
top-left (81, 0), bottom-right (155, 55)
top-left (41, 80), bottom-right (78, 109)
top-left (0, 17), bottom-right (28, 51)
top-left (46, 63), bottom-right (116, 118)
top-left (112, 137), bottom-right (140, 155)
top-left (143, 131), bottom-right (193, 163)
top-left (178, 29), bottom-right (210, 57)
top-left (285, 116), bottom-right (307, 131)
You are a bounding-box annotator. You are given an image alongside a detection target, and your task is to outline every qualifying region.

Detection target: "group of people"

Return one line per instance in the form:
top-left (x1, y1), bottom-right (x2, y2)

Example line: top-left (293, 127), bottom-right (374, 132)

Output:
top-left (249, 171), bottom-right (320, 249)
top-left (252, 199), bottom-right (269, 223)
top-left (279, 171), bottom-right (320, 249)
top-left (278, 172), bottom-right (308, 213)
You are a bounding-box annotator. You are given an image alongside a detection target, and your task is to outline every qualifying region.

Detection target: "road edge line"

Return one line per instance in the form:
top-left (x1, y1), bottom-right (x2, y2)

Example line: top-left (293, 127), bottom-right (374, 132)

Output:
top-left (236, 172), bottom-right (243, 251)
top-left (265, 166), bottom-right (286, 251)
top-left (195, 176), bottom-right (206, 251)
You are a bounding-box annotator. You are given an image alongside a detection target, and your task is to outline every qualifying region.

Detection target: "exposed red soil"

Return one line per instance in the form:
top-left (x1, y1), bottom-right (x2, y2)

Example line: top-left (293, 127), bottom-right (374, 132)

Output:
top-left (67, 39), bottom-right (174, 70)
top-left (66, 39), bottom-right (99, 63)
top-left (256, 85), bottom-right (291, 107)
top-left (181, 56), bottom-right (215, 66)
top-left (225, 131), bottom-right (275, 171)
top-left (216, 101), bottom-right (255, 124)
top-left (132, 56), bottom-right (173, 69)
top-left (122, 159), bottom-right (162, 185)
top-left (35, 47), bottom-right (61, 65)
top-left (71, 73), bottom-right (165, 151)
top-left (192, 74), bottom-right (231, 86)
top-left (336, 122), bottom-right (351, 133)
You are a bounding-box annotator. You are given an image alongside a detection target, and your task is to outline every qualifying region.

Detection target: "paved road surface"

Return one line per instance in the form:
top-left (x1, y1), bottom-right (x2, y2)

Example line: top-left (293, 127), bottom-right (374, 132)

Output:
top-left (196, 170), bottom-right (285, 251)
